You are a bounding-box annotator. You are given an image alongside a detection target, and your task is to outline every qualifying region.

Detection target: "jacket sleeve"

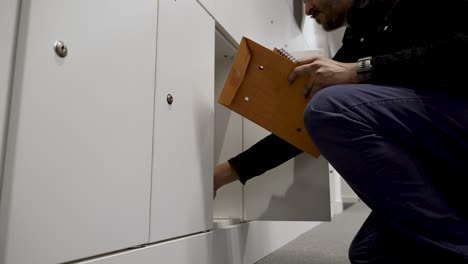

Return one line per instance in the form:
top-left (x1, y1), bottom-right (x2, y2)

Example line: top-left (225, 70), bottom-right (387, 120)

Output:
top-left (370, 31), bottom-right (468, 90)
top-left (368, 0), bottom-right (468, 90)
top-left (226, 41), bottom-right (354, 185)
top-left (228, 133), bottom-right (303, 185)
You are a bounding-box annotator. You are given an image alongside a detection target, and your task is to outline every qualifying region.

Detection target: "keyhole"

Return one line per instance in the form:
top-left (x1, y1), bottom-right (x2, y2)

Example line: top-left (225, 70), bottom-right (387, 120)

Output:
top-left (167, 94), bottom-right (174, 105)
top-left (297, 128), bottom-right (302, 132)
top-left (54, 41), bottom-right (68, 58)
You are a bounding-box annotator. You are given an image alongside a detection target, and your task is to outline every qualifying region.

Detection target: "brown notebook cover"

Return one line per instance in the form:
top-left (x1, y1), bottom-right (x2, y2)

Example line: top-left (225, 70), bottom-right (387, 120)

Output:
top-left (218, 37), bottom-right (320, 158)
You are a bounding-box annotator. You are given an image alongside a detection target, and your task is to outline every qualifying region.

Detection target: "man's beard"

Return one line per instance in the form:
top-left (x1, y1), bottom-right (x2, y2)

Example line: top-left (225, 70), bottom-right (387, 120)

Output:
top-left (317, 2), bottom-right (346, 31)
top-left (318, 13), bottom-right (345, 31)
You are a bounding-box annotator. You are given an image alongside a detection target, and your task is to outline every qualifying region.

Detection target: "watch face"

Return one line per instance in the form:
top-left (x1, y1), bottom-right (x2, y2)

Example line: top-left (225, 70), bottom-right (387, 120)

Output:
top-left (293, 0), bottom-right (305, 29)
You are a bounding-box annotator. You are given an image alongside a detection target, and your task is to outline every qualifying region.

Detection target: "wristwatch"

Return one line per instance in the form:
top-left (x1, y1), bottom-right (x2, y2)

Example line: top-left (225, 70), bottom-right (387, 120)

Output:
top-left (356, 56), bottom-right (373, 82)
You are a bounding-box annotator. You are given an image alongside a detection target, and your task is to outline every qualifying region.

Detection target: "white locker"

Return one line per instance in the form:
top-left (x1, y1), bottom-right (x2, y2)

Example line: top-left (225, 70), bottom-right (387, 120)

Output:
top-left (0, 1), bottom-right (158, 263)
top-left (151, 0), bottom-right (215, 242)
top-left (196, 0), bottom-right (215, 18)
top-left (0, 0), bottom-right (20, 200)
top-left (214, 29), bottom-right (243, 222)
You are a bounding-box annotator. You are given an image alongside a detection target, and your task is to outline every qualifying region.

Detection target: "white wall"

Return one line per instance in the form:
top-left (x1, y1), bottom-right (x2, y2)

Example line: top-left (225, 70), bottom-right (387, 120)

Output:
top-left (215, 0), bottom-right (326, 52)
top-left (302, 18), bottom-right (330, 52)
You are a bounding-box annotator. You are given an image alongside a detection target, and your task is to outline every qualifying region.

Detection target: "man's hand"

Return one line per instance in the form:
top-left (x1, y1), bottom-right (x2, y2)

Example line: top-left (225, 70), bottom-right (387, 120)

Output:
top-left (213, 162), bottom-right (239, 199)
top-left (288, 56), bottom-right (359, 98)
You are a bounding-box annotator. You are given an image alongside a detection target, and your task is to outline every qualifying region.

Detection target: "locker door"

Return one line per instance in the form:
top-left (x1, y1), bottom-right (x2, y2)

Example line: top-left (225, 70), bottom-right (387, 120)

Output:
top-left (151, 0), bottom-right (215, 241)
top-left (214, 28), bottom-right (243, 223)
top-left (243, 48), bottom-right (334, 222)
top-left (197, 0), bottom-right (214, 17)
top-left (212, 28), bottom-right (334, 222)
top-left (243, 131), bottom-right (333, 222)
top-left (0, 0), bottom-right (20, 196)
top-left (0, 1), bottom-right (157, 263)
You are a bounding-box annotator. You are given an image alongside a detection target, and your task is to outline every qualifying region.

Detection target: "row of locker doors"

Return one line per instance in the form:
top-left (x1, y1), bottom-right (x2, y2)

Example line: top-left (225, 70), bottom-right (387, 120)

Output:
top-left (0, 0), bottom-right (214, 263)
top-left (0, 0), bottom-right (334, 263)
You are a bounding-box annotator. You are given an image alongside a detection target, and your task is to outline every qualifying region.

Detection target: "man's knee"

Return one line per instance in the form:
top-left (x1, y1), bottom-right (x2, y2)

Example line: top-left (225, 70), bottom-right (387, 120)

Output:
top-left (305, 85), bottom-right (350, 113)
top-left (303, 83), bottom-right (384, 120)
top-left (303, 85), bottom-right (350, 136)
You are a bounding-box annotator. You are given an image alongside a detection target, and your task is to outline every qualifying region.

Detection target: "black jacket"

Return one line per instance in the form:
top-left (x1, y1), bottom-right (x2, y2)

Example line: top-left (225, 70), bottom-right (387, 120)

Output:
top-left (228, 0), bottom-right (468, 184)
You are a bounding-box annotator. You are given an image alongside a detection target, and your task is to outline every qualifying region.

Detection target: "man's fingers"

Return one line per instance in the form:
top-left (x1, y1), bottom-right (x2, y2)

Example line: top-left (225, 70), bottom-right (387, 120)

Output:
top-left (308, 85), bottom-right (320, 99)
top-left (308, 82), bottom-right (326, 99)
top-left (288, 64), bottom-right (308, 84)
top-left (303, 77), bottom-right (316, 98)
top-left (296, 56), bottom-right (321, 66)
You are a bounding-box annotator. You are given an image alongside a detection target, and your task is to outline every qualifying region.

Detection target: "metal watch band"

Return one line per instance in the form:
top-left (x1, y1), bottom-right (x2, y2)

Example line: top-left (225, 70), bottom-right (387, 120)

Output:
top-left (356, 56), bottom-right (372, 82)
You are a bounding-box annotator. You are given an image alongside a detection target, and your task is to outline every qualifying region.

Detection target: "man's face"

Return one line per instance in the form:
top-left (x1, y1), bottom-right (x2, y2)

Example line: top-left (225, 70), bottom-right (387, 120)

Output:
top-left (304, 0), bottom-right (350, 31)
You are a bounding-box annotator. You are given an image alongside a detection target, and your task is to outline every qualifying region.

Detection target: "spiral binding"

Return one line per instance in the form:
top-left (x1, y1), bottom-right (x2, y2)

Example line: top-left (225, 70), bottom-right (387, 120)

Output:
top-left (274, 48), bottom-right (298, 63)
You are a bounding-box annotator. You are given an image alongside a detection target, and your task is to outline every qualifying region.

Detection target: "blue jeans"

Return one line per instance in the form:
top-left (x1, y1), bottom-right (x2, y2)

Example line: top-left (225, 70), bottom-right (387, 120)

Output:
top-left (303, 84), bottom-right (468, 263)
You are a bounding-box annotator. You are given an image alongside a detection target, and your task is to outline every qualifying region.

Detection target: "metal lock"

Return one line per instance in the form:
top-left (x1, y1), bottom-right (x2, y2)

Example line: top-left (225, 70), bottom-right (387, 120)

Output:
top-left (167, 94), bottom-right (174, 105)
top-left (54, 41), bottom-right (68, 58)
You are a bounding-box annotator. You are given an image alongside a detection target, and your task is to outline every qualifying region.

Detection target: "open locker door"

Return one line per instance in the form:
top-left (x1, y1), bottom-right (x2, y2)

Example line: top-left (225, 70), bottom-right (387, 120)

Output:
top-left (214, 26), bottom-right (335, 223)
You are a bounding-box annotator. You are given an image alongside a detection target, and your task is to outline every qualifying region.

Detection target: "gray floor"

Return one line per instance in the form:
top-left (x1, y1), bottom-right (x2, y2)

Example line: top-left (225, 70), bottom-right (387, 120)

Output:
top-left (256, 201), bottom-right (371, 264)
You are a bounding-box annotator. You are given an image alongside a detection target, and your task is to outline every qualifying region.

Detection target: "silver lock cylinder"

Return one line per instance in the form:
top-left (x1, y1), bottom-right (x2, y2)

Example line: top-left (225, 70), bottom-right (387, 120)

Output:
top-left (54, 41), bottom-right (68, 58)
top-left (167, 94), bottom-right (173, 105)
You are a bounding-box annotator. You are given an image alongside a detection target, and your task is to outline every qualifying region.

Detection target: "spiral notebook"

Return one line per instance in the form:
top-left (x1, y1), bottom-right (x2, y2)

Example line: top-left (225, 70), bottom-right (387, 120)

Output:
top-left (218, 37), bottom-right (323, 157)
